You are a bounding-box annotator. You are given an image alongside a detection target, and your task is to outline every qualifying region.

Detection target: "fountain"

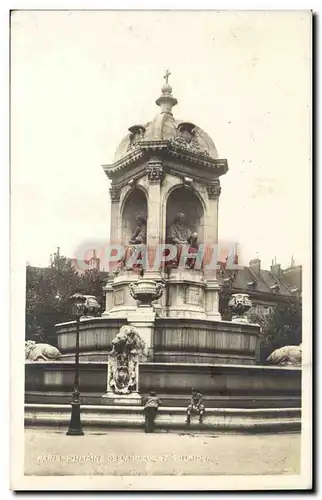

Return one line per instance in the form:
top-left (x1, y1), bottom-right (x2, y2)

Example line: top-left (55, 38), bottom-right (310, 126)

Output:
top-left (25, 76), bottom-right (301, 432)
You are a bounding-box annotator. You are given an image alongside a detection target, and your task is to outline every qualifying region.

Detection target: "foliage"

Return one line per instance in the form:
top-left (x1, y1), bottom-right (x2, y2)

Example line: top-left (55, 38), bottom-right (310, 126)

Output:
top-left (248, 300), bottom-right (302, 362)
top-left (219, 288), bottom-right (233, 321)
top-left (79, 268), bottom-right (105, 309)
top-left (25, 249), bottom-right (105, 346)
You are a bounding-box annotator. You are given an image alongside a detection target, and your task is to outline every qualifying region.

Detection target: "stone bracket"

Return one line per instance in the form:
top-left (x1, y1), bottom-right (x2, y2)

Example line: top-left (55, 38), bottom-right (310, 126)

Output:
top-left (146, 158), bottom-right (164, 183)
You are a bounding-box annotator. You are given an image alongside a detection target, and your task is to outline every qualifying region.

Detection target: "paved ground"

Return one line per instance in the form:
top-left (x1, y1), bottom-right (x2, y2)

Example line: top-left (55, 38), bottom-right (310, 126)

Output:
top-left (25, 428), bottom-right (301, 476)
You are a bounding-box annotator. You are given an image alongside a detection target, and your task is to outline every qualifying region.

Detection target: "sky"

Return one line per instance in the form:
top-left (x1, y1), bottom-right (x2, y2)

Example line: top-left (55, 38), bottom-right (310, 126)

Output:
top-left (11, 10), bottom-right (311, 271)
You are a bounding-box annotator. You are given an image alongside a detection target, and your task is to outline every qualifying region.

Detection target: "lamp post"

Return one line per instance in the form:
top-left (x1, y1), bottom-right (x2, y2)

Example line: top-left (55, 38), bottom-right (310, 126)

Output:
top-left (66, 292), bottom-right (86, 436)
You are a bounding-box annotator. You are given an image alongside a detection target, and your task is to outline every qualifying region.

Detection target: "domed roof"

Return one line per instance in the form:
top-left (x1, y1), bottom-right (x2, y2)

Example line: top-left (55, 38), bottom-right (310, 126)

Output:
top-left (113, 74), bottom-right (219, 163)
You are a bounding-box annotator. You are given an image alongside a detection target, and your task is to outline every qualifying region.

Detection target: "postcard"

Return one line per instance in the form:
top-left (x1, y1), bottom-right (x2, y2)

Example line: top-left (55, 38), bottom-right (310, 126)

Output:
top-left (10, 9), bottom-right (312, 491)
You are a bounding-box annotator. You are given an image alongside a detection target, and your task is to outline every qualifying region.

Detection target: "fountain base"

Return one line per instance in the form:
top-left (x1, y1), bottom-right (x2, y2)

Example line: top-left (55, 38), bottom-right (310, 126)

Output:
top-left (101, 392), bottom-right (142, 406)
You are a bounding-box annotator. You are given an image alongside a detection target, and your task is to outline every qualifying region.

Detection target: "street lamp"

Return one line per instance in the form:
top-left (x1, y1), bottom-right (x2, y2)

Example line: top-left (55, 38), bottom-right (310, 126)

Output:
top-left (66, 292), bottom-right (86, 436)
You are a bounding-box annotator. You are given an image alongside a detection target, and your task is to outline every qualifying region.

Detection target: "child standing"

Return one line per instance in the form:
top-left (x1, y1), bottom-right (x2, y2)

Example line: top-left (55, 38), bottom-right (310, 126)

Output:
top-left (142, 391), bottom-right (162, 433)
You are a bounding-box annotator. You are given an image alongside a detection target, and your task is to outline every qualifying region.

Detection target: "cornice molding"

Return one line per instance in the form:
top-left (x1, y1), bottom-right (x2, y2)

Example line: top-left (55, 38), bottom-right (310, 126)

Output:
top-left (102, 140), bottom-right (228, 178)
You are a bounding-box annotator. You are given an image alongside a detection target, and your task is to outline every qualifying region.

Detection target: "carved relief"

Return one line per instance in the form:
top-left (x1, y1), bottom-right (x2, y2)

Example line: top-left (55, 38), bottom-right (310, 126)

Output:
top-left (169, 122), bottom-right (210, 157)
top-left (107, 326), bottom-right (146, 395)
top-left (129, 279), bottom-right (164, 306)
top-left (185, 286), bottom-right (201, 305)
top-left (228, 293), bottom-right (252, 323)
top-left (146, 160), bottom-right (163, 183)
top-left (207, 179), bottom-right (221, 199)
top-left (109, 187), bottom-right (121, 202)
top-left (114, 289), bottom-right (124, 306)
top-left (127, 125), bottom-right (146, 152)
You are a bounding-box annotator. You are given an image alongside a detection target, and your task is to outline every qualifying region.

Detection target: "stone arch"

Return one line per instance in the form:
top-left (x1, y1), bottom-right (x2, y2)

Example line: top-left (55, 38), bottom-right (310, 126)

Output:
top-left (164, 182), bottom-right (207, 215)
top-left (121, 187), bottom-right (148, 246)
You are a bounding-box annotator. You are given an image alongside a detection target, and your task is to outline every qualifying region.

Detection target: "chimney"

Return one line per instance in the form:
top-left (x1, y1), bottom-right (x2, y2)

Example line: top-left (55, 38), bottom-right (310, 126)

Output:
top-left (283, 265), bottom-right (302, 291)
top-left (249, 258), bottom-right (261, 276)
top-left (270, 257), bottom-right (281, 278)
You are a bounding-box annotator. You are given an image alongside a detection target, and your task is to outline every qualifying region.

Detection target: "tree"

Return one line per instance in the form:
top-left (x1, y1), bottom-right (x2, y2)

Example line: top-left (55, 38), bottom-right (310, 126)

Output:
top-left (248, 300), bottom-right (302, 362)
top-left (219, 287), bottom-right (233, 321)
top-left (25, 248), bottom-right (104, 346)
top-left (80, 268), bottom-right (105, 310)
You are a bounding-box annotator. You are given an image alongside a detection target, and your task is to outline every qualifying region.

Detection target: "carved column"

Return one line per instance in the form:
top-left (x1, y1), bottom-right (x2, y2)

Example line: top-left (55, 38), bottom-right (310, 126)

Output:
top-left (144, 157), bottom-right (164, 281)
top-left (101, 278), bottom-right (114, 317)
top-left (109, 185), bottom-right (121, 247)
top-left (204, 179), bottom-right (222, 321)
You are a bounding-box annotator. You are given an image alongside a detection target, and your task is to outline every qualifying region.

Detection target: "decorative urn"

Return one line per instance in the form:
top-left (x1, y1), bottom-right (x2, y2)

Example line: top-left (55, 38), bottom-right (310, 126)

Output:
top-left (129, 279), bottom-right (164, 307)
top-left (82, 295), bottom-right (101, 318)
top-left (228, 293), bottom-right (252, 323)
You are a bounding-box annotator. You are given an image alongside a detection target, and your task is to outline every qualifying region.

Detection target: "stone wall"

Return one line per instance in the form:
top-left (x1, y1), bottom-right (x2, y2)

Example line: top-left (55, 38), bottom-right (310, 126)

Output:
top-left (154, 318), bottom-right (261, 364)
top-left (25, 361), bottom-right (301, 408)
top-left (55, 316), bottom-right (261, 364)
top-left (56, 318), bottom-right (127, 354)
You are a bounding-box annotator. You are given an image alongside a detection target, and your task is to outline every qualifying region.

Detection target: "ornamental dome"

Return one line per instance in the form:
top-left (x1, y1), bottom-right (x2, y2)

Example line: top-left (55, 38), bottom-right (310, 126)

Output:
top-left (113, 72), bottom-right (219, 163)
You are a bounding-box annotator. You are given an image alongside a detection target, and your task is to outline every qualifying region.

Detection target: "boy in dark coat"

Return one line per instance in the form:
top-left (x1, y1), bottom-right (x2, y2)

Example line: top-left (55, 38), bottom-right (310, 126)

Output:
top-left (142, 391), bottom-right (162, 433)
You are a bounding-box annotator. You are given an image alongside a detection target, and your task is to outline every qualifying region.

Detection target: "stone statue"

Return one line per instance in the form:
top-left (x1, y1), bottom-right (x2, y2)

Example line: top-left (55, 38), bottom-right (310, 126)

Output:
top-left (129, 215), bottom-right (146, 245)
top-left (118, 215), bottom-right (146, 271)
top-left (266, 344), bottom-right (302, 366)
top-left (25, 340), bottom-right (61, 361)
top-left (108, 326), bottom-right (146, 395)
top-left (167, 211), bottom-right (198, 268)
top-left (168, 211), bottom-right (197, 246)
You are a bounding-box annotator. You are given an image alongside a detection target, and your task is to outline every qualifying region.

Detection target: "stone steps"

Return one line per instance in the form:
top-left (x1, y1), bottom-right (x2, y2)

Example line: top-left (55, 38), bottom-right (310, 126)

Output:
top-left (25, 404), bottom-right (301, 433)
top-left (25, 391), bottom-right (301, 408)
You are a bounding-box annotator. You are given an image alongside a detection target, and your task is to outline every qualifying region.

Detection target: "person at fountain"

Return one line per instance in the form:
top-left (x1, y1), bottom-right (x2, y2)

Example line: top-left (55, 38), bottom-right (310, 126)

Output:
top-left (186, 388), bottom-right (205, 424)
top-left (142, 390), bottom-right (162, 433)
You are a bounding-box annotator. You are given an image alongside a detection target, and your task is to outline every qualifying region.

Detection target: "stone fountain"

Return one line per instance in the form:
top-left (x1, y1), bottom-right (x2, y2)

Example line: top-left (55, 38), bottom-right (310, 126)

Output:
top-left (25, 76), bottom-right (301, 432)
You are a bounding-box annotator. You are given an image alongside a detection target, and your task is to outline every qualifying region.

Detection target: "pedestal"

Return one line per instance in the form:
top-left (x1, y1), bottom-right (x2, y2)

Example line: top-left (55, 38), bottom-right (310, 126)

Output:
top-left (165, 269), bottom-right (207, 319)
top-left (128, 306), bottom-right (156, 360)
top-left (101, 280), bottom-right (114, 317)
top-left (104, 270), bottom-right (141, 319)
top-left (231, 315), bottom-right (249, 323)
top-left (102, 392), bottom-right (142, 406)
top-left (205, 279), bottom-right (222, 321)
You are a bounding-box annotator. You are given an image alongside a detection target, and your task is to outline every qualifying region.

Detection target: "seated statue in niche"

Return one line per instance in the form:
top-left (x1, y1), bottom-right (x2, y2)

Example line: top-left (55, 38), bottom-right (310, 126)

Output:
top-left (118, 214), bottom-right (147, 271)
top-left (129, 214), bottom-right (147, 245)
top-left (167, 211), bottom-right (199, 269)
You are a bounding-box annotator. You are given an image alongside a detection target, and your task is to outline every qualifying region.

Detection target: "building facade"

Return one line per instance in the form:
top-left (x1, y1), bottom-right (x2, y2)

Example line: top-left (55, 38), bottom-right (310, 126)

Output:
top-left (218, 257), bottom-right (302, 319)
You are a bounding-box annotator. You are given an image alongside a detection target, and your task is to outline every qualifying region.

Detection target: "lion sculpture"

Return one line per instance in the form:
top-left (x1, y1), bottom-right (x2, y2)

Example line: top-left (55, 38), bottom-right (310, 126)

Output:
top-left (266, 344), bottom-right (302, 366)
top-left (25, 340), bottom-right (61, 361)
top-left (110, 325), bottom-right (146, 358)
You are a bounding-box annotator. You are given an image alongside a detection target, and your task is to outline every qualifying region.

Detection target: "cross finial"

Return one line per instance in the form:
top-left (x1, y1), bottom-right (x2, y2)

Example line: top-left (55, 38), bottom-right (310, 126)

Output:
top-left (156, 69), bottom-right (177, 112)
top-left (164, 69), bottom-right (171, 84)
